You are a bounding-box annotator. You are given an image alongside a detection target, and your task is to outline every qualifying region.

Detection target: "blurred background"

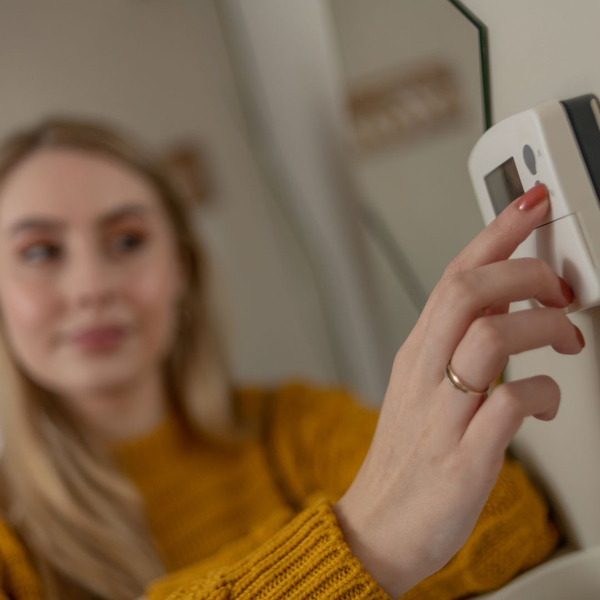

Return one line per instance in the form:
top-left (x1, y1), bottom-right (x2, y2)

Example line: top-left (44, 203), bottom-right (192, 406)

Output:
top-left (0, 0), bottom-right (488, 405)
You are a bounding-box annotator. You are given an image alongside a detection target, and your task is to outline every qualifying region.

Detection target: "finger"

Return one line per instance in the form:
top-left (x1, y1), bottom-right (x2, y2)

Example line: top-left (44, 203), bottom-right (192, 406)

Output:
top-left (450, 307), bottom-right (583, 393)
top-left (435, 308), bottom-right (582, 437)
top-left (460, 375), bottom-right (561, 465)
top-left (423, 258), bottom-right (574, 366)
top-left (444, 183), bottom-right (549, 276)
top-left (450, 258), bottom-right (572, 311)
top-left (484, 302), bottom-right (510, 317)
top-left (416, 184), bottom-right (548, 333)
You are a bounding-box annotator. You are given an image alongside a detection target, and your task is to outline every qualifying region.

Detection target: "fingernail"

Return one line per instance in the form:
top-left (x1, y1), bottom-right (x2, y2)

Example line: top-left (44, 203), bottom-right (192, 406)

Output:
top-left (574, 325), bottom-right (586, 349)
top-left (559, 277), bottom-right (574, 304)
top-left (517, 184), bottom-right (548, 211)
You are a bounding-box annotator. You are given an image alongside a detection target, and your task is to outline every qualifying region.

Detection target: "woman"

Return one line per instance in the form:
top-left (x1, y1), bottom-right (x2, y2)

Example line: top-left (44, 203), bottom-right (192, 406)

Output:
top-left (0, 116), bottom-right (570, 600)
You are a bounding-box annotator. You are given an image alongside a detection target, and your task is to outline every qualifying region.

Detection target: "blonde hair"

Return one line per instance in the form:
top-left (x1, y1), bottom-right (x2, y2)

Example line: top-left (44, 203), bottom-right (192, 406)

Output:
top-left (0, 116), bottom-right (249, 599)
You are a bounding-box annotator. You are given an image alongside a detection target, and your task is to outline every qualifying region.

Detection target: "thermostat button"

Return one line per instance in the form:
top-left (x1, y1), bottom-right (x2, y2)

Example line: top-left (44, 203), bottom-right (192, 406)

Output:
top-left (514, 213), bottom-right (599, 313)
top-left (523, 144), bottom-right (537, 175)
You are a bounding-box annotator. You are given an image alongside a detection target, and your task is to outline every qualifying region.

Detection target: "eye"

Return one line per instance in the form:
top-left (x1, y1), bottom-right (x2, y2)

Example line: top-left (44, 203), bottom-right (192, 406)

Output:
top-left (111, 232), bottom-right (146, 253)
top-left (21, 243), bottom-right (61, 264)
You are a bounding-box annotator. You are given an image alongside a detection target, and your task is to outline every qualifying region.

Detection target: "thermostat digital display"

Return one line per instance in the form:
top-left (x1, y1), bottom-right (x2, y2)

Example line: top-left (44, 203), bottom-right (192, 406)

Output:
top-left (468, 93), bottom-right (600, 314)
top-left (484, 157), bottom-right (525, 216)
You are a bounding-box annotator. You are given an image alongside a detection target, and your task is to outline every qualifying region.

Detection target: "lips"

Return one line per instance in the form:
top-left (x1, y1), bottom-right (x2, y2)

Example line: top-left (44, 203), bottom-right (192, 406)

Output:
top-left (69, 325), bottom-right (128, 350)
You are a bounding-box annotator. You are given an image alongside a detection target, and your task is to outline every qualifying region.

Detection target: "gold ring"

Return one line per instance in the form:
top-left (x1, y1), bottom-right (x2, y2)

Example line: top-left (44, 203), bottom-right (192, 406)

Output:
top-left (445, 360), bottom-right (489, 397)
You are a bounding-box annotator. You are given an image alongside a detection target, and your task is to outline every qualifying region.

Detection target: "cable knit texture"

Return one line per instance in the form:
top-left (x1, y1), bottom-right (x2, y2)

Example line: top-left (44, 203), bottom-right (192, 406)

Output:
top-left (0, 380), bottom-right (560, 599)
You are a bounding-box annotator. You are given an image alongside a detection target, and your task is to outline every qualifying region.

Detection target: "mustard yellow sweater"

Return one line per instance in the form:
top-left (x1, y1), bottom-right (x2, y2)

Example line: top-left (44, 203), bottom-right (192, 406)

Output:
top-left (0, 380), bottom-right (559, 599)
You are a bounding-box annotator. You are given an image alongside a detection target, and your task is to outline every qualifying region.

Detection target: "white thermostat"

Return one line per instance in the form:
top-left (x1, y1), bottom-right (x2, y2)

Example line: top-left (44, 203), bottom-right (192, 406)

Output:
top-left (468, 93), bottom-right (600, 313)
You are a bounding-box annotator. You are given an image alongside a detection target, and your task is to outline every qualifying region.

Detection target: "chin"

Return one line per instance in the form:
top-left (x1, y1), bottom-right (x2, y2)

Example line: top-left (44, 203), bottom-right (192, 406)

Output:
top-left (50, 360), bottom-right (143, 396)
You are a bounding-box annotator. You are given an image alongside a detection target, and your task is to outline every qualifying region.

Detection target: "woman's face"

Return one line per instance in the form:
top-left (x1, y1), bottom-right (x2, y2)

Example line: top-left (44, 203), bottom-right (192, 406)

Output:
top-left (0, 147), bottom-right (185, 401)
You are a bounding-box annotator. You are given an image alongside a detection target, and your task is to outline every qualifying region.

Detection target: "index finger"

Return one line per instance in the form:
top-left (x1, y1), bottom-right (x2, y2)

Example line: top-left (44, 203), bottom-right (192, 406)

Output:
top-left (447, 183), bottom-right (549, 275)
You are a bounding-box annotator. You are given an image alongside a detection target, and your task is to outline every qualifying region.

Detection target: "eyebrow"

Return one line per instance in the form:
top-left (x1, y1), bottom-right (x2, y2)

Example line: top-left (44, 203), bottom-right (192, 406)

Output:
top-left (7, 203), bottom-right (152, 237)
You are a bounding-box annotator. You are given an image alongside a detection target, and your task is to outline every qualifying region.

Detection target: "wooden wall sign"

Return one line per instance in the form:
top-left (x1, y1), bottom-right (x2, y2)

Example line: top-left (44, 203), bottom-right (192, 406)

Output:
top-left (346, 60), bottom-right (462, 155)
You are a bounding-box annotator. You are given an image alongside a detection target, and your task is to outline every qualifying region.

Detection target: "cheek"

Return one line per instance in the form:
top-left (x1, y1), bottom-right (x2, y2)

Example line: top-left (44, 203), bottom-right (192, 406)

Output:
top-left (1, 279), bottom-right (60, 338)
top-left (0, 278), bottom-right (62, 369)
top-left (125, 261), bottom-right (180, 345)
top-left (130, 266), bottom-right (177, 312)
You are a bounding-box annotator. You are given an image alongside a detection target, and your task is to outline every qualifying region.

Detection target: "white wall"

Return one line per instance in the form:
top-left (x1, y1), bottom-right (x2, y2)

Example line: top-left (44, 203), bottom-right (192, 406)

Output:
top-left (463, 0), bottom-right (600, 550)
top-left (0, 0), bottom-right (341, 388)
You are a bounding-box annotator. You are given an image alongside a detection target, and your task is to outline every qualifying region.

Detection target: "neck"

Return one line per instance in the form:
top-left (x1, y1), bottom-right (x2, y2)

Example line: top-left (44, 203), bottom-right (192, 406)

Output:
top-left (64, 366), bottom-right (168, 443)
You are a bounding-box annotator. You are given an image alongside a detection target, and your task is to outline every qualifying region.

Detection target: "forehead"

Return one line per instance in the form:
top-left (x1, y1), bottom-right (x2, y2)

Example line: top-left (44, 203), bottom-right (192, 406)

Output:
top-left (0, 147), bottom-right (162, 227)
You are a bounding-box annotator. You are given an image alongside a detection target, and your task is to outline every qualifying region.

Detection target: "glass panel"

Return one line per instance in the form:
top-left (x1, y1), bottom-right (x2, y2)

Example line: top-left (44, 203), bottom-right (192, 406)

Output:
top-left (327, 0), bottom-right (489, 352)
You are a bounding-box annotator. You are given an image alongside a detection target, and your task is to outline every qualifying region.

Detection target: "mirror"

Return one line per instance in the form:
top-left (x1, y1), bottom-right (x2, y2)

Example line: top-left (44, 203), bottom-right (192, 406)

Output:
top-left (326, 0), bottom-right (489, 354)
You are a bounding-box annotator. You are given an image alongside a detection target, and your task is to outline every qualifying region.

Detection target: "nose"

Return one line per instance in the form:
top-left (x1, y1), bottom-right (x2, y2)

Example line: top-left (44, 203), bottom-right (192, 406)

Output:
top-left (64, 244), bottom-right (118, 312)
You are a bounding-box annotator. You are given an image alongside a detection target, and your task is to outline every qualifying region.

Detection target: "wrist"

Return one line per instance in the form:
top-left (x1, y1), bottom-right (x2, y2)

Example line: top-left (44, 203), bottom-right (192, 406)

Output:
top-left (332, 494), bottom-right (420, 598)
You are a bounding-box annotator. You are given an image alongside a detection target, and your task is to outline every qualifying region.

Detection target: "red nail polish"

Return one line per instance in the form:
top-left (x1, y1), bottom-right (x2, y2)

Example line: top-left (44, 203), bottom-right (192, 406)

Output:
top-left (517, 184), bottom-right (548, 211)
top-left (559, 277), bottom-right (574, 304)
top-left (575, 326), bottom-right (586, 349)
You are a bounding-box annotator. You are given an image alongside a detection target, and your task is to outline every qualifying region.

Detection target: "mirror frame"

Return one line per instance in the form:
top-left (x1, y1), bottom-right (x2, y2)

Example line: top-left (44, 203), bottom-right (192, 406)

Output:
top-left (448, 0), bottom-right (491, 130)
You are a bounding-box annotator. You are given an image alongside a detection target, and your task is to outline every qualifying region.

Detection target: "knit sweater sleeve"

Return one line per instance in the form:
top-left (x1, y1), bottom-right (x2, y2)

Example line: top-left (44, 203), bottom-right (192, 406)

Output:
top-left (257, 380), bottom-right (561, 597)
top-left (148, 491), bottom-right (391, 600)
top-left (143, 381), bottom-right (393, 600)
top-left (146, 379), bottom-right (560, 600)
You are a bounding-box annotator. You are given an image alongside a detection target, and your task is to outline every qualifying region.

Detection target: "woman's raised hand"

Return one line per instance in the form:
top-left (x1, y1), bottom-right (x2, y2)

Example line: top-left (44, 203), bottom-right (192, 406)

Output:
top-left (332, 184), bottom-right (584, 597)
